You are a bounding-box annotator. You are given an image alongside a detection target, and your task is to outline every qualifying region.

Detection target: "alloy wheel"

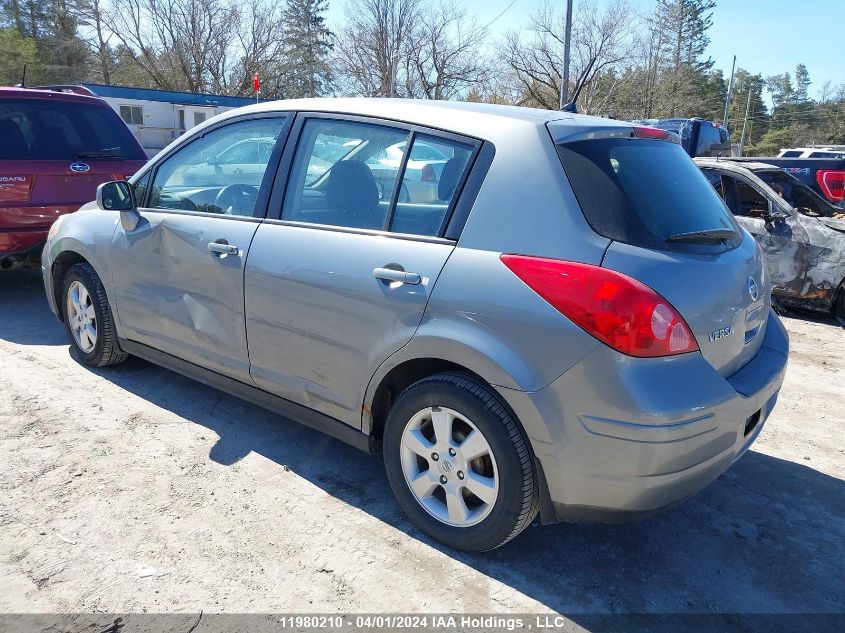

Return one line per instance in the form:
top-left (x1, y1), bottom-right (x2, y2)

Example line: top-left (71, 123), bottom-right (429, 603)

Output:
top-left (66, 280), bottom-right (97, 353)
top-left (399, 406), bottom-right (499, 527)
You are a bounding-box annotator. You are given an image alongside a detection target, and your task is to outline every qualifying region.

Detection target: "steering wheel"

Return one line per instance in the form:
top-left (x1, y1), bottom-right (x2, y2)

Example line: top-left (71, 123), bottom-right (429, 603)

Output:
top-left (214, 184), bottom-right (257, 216)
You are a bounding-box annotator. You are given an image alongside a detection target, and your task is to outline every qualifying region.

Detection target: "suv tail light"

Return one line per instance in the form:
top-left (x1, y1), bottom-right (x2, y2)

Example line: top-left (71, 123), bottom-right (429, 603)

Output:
top-left (816, 170), bottom-right (845, 202)
top-left (501, 255), bottom-right (699, 357)
top-left (631, 126), bottom-right (673, 141)
top-left (421, 164), bottom-right (438, 182)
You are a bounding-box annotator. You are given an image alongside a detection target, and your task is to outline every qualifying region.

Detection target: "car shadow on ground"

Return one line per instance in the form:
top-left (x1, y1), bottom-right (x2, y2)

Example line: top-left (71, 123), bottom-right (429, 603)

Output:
top-left (3, 268), bottom-right (845, 623)
top-left (0, 268), bottom-right (67, 346)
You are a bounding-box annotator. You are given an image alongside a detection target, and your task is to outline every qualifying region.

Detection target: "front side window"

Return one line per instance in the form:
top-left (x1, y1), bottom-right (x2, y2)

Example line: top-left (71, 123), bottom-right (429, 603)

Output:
top-left (757, 169), bottom-right (835, 216)
top-left (282, 119), bottom-right (409, 230)
top-left (148, 117), bottom-right (285, 217)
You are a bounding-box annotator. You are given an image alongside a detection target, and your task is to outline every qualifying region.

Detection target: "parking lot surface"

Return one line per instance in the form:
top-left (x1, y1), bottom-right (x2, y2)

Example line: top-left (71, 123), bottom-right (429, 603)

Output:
top-left (1, 268), bottom-right (843, 619)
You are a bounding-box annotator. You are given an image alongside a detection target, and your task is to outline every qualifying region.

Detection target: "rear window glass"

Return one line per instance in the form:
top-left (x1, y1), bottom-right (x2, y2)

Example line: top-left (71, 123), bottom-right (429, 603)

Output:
top-left (557, 138), bottom-right (740, 252)
top-left (0, 98), bottom-right (145, 161)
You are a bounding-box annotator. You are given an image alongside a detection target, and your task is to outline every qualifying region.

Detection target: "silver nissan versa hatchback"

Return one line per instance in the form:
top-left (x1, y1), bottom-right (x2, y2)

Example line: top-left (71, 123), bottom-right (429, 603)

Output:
top-left (43, 99), bottom-right (789, 551)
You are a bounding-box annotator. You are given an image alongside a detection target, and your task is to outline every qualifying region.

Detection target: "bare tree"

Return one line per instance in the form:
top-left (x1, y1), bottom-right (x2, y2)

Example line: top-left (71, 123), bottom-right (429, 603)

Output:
top-left (333, 0), bottom-right (420, 97)
top-left (499, 0), bottom-right (636, 112)
top-left (75, 0), bottom-right (112, 83)
top-left (402, 1), bottom-right (488, 100)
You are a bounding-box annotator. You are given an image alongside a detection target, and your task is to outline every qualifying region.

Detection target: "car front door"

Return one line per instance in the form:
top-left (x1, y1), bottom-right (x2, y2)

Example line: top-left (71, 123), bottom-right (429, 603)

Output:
top-left (244, 116), bottom-right (478, 428)
top-left (110, 114), bottom-right (289, 381)
top-left (717, 171), bottom-right (811, 299)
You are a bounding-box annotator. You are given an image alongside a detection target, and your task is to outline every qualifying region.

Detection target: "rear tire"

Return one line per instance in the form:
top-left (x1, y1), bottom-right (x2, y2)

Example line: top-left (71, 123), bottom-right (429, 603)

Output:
top-left (836, 287), bottom-right (845, 326)
top-left (383, 372), bottom-right (539, 551)
top-left (61, 263), bottom-right (128, 367)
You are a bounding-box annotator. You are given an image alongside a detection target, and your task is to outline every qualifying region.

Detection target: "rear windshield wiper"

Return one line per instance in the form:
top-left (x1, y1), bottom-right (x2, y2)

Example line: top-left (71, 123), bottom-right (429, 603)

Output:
top-left (75, 151), bottom-right (125, 160)
top-left (667, 228), bottom-right (737, 243)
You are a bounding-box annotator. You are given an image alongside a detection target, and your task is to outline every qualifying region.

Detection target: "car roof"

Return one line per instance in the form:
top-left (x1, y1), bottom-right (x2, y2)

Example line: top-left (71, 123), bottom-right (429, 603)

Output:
top-left (207, 97), bottom-right (631, 143)
top-left (0, 86), bottom-right (109, 106)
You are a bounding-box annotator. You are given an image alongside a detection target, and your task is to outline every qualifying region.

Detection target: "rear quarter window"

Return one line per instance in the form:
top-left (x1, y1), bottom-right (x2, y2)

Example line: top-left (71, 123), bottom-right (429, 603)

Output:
top-left (556, 138), bottom-right (740, 253)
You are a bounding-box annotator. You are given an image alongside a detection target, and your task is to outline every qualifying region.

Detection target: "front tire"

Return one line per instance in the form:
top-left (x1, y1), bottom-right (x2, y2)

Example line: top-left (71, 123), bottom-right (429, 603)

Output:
top-left (383, 372), bottom-right (539, 551)
top-left (61, 262), bottom-right (127, 367)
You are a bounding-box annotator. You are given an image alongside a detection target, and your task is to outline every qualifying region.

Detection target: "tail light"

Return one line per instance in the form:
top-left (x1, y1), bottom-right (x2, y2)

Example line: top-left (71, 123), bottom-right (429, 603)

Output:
top-left (501, 255), bottom-right (699, 358)
top-left (420, 164), bottom-right (437, 182)
top-left (632, 126), bottom-right (673, 141)
top-left (816, 170), bottom-right (845, 202)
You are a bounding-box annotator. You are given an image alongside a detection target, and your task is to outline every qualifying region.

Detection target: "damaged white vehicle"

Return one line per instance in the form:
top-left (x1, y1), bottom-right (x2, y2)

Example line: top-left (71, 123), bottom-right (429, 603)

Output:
top-left (696, 158), bottom-right (845, 321)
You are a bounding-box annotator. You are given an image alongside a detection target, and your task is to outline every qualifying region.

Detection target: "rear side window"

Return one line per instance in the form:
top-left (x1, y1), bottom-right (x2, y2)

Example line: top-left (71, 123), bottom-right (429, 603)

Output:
top-left (557, 138), bottom-right (740, 252)
top-left (780, 150), bottom-right (802, 157)
top-left (391, 134), bottom-right (473, 236)
top-left (0, 98), bottom-right (146, 161)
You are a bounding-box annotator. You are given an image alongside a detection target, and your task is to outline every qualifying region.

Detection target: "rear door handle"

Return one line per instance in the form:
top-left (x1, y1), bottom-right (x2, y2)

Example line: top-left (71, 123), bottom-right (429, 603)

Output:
top-left (207, 241), bottom-right (239, 255)
top-left (373, 267), bottom-right (421, 285)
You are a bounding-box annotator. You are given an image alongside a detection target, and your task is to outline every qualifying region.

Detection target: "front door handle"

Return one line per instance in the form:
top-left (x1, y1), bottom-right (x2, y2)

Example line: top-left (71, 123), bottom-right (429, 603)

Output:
top-left (207, 241), bottom-right (239, 255)
top-left (373, 267), bottom-right (422, 285)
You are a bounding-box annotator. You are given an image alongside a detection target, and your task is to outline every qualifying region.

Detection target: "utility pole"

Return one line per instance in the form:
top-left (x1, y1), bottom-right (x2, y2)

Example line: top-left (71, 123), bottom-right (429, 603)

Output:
top-left (722, 55), bottom-right (736, 134)
top-left (558, 0), bottom-right (574, 109)
top-left (739, 86), bottom-right (753, 156)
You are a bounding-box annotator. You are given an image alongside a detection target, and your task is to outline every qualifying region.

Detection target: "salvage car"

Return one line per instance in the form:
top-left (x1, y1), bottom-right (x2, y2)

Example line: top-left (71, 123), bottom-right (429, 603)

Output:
top-left (43, 100), bottom-right (788, 551)
top-left (696, 158), bottom-right (845, 320)
top-left (0, 87), bottom-right (147, 270)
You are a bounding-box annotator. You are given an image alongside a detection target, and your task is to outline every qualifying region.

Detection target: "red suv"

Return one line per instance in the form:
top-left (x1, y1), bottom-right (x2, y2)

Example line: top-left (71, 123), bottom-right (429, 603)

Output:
top-left (0, 87), bottom-right (147, 270)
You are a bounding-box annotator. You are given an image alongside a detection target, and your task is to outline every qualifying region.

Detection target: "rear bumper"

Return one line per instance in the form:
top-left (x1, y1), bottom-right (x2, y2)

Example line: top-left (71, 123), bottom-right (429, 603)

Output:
top-left (499, 311), bottom-right (789, 523)
top-left (0, 227), bottom-right (48, 258)
top-left (0, 236), bottom-right (46, 267)
top-left (1, 205), bottom-right (80, 256)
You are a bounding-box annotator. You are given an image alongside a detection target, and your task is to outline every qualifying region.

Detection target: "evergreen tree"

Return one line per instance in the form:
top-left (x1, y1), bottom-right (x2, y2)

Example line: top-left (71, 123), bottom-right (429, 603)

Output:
top-left (280, 0), bottom-right (334, 98)
top-left (654, 0), bottom-right (717, 116)
top-left (794, 63), bottom-right (811, 103)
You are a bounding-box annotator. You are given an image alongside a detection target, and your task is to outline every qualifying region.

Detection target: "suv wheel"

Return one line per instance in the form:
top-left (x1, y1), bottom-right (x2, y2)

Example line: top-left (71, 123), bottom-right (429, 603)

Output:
top-left (836, 286), bottom-right (845, 326)
top-left (383, 372), bottom-right (539, 551)
top-left (61, 263), bottom-right (128, 367)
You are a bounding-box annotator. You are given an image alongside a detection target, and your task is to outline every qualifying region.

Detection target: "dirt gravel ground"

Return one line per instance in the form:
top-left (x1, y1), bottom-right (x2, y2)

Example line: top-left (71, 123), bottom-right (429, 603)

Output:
top-left (1, 267), bottom-right (843, 622)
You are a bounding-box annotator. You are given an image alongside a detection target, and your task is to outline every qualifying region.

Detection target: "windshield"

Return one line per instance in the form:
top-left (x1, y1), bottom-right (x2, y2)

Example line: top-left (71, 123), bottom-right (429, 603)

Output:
top-left (756, 169), bottom-right (839, 217)
top-left (557, 138), bottom-right (740, 252)
top-left (0, 98), bottom-right (146, 161)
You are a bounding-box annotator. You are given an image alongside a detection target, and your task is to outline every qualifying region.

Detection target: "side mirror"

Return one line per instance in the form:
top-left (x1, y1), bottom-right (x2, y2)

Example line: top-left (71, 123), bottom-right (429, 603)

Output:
top-left (765, 203), bottom-right (790, 224)
top-left (96, 180), bottom-right (136, 212)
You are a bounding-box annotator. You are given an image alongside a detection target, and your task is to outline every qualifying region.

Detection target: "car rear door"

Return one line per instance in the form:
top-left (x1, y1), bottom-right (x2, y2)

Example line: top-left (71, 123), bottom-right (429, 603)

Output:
top-left (244, 115), bottom-right (478, 428)
top-left (110, 114), bottom-right (290, 382)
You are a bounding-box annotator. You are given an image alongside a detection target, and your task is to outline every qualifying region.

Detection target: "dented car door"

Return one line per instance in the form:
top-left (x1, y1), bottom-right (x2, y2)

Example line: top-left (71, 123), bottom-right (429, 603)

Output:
top-left (110, 115), bottom-right (288, 381)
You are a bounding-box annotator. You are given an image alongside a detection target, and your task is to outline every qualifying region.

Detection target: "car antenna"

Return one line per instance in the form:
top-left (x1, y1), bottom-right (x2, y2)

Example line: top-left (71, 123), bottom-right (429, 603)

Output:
top-left (560, 58), bottom-right (596, 113)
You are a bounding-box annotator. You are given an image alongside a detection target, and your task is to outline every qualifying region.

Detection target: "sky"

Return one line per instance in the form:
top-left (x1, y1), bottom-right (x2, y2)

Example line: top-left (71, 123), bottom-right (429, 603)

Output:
top-left (324, 0), bottom-right (843, 100)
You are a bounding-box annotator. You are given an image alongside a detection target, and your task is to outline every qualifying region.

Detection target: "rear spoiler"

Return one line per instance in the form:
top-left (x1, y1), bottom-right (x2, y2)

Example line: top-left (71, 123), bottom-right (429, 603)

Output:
top-left (547, 124), bottom-right (682, 146)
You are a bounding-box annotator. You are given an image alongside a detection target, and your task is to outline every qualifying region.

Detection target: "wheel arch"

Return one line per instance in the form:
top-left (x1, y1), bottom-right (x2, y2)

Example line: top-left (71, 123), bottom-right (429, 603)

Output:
top-left (49, 243), bottom-right (113, 324)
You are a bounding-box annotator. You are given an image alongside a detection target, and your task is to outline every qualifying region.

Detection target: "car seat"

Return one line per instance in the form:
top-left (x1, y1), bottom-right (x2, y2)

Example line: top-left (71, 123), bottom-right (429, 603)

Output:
top-left (325, 161), bottom-right (385, 230)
